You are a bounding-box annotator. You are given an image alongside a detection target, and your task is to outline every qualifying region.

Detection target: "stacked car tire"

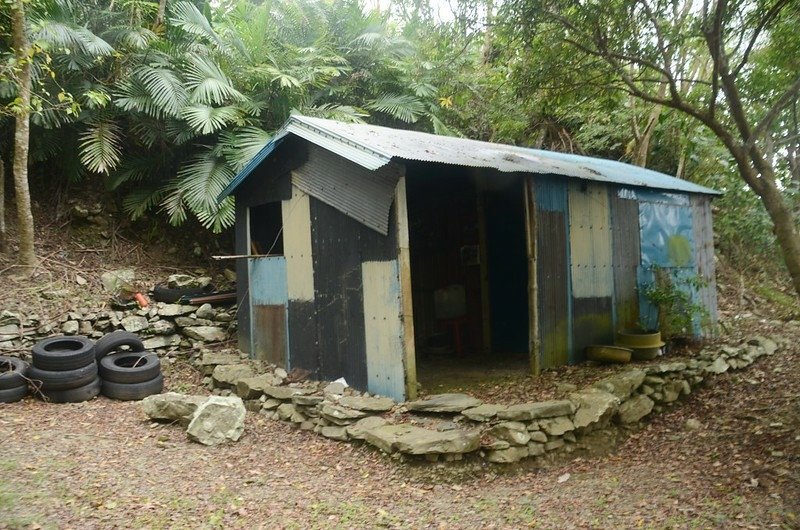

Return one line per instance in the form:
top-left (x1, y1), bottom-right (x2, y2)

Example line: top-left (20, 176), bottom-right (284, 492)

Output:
top-left (3, 330), bottom-right (164, 404)
top-left (30, 336), bottom-right (101, 403)
top-left (0, 356), bottom-right (31, 403)
top-left (95, 331), bottom-right (164, 400)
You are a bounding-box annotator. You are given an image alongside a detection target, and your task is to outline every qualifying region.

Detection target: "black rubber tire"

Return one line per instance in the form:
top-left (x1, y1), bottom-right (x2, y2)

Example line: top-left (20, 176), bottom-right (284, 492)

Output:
top-left (28, 361), bottom-right (98, 391)
top-left (93, 330), bottom-right (145, 361)
top-left (31, 336), bottom-right (95, 371)
top-left (99, 352), bottom-right (160, 384)
top-left (39, 376), bottom-right (101, 403)
top-left (101, 373), bottom-right (164, 401)
top-left (0, 356), bottom-right (30, 390)
top-left (0, 384), bottom-right (28, 403)
top-left (151, 284), bottom-right (213, 304)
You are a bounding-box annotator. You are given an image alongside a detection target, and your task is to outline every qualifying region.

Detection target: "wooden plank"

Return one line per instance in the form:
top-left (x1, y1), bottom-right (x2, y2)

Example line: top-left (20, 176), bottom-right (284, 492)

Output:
top-left (395, 176), bottom-right (416, 400)
top-left (282, 185), bottom-right (314, 302)
top-left (476, 177), bottom-right (492, 354)
top-left (524, 176), bottom-right (540, 376)
top-left (362, 260), bottom-right (406, 401)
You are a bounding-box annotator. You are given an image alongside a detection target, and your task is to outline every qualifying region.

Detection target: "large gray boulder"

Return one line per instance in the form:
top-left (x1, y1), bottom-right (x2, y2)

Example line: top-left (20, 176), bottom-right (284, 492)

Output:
top-left (141, 392), bottom-right (208, 426)
top-left (592, 370), bottom-right (646, 400)
top-left (346, 416), bottom-right (389, 440)
top-left (186, 396), bottom-right (246, 445)
top-left (363, 424), bottom-right (480, 455)
top-left (497, 400), bottom-right (575, 421)
top-left (569, 389), bottom-right (620, 431)
top-left (406, 393), bottom-right (482, 413)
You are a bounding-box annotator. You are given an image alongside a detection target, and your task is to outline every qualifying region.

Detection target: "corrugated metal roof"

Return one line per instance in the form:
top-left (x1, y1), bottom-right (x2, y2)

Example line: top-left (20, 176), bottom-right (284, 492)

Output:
top-left (218, 115), bottom-right (719, 201)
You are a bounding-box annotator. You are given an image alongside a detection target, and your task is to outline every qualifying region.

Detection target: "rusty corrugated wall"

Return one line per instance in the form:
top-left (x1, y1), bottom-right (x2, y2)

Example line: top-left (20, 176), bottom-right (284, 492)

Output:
top-left (568, 182), bottom-right (614, 361)
top-left (691, 195), bottom-right (718, 334)
top-left (610, 189), bottom-right (641, 331)
top-left (534, 176), bottom-right (571, 369)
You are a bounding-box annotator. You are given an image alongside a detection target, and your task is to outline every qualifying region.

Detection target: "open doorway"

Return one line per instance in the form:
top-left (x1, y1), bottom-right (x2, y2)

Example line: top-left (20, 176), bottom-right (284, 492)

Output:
top-left (405, 164), bottom-right (531, 392)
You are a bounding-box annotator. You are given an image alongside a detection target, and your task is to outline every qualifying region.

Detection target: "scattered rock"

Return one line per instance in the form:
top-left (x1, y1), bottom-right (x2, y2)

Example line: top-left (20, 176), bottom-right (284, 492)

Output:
top-left (406, 393), bottom-right (482, 413)
top-left (685, 418), bottom-right (703, 431)
top-left (462, 404), bottom-right (504, 422)
top-left (338, 396), bottom-right (395, 412)
top-left (538, 416), bottom-right (575, 436)
top-left (363, 424), bottom-right (480, 455)
top-left (592, 370), bottom-right (646, 400)
top-left (157, 304), bottom-right (196, 317)
top-left (319, 403), bottom-right (368, 425)
top-left (497, 400), bottom-right (574, 421)
top-left (142, 334), bottom-right (182, 350)
top-left (186, 396), bottom-right (246, 445)
top-left (195, 304), bottom-right (216, 320)
top-left (487, 422), bottom-right (530, 446)
top-left (569, 389), bottom-right (620, 431)
top-left (142, 392), bottom-right (208, 426)
top-left (168, 274), bottom-right (211, 289)
top-left (101, 269), bottom-right (135, 293)
top-left (61, 321), bottom-right (80, 335)
top-left (235, 375), bottom-right (280, 399)
top-left (323, 381), bottom-right (347, 396)
top-left (616, 395), bottom-right (655, 424)
top-left (486, 446), bottom-right (528, 464)
top-left (706, 357), bottom-right (729, 374)
top-left (346, 416), bottom-right (389, 440)
top-left (121, 315), bottom-right (148, 333)
top-left (262, 385), bottom-right (313, 400)
top-left (529, 431), bottom-right (547, 443)
top-left (293, 394), bottom-right (324, 407)
top-left (183, 326), bottom-right (227, 343)
top-left (277, 403), bottom-right (297, 421)
top-left (321, 426), bottom-right (349, 441)
top-left (212, 364), bottom-right (255, 388)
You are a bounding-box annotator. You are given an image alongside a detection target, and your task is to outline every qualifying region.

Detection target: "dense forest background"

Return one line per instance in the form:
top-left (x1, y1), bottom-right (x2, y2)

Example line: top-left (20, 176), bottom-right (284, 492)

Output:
top-left (0, 0), bottom-right (798, 293)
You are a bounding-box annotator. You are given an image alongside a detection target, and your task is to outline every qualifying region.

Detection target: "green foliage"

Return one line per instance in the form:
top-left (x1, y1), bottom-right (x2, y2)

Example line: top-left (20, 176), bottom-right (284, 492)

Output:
top-left (643, 266), bottom-right (709, 339)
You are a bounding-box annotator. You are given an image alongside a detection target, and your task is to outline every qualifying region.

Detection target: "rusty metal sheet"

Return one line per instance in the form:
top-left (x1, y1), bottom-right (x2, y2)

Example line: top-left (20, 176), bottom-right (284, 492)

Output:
top-left (534, 176), bottom-right (570, 369)
top-left (611, 190), bottom-right (641, 331)
top-left (251, 304), bottom-right (287, 365)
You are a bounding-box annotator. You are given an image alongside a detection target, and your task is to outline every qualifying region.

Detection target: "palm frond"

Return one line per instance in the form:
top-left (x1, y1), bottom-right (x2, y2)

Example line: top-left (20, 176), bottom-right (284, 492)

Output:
top-left (183, 55), bottom-right (246, 105)
top-left (169, 1), bottom-right (224, 49)
top-left (33, 21), bottom-right (114, 57)
top-left (102, 26), bottom-right (158, 50)
top-left (160, 151), bottom-right (235, 229)
top-left (182, 105), bottom-right (244, 135)
top-left (301, 104), bottom-right (368, 123)
top-left (430, 114), bottom-right (460, 137)
top-left (109, 153), bottom-right (163, 190)
top-left (123, 186), bottom-right (168, 220)
top-left (79, 120), bottom-right (123, 175)
top-left (219, 127), bottom-right (271, 172)
top-left (366, 94), bottom-right (425, 123)
top-left (196, 197), bottom-right (236, 233)
top-left (115, 65), bottom-right (187, 118)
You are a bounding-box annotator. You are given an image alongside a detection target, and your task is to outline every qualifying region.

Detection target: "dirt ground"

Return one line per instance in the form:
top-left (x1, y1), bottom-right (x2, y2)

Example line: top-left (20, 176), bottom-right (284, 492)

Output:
top-left (1, 332), bottom-right (797, 529)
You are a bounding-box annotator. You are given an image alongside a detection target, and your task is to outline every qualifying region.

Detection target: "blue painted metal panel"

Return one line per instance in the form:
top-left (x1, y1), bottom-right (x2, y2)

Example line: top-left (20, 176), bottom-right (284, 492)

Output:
top-left (249, 257), bottom-right (288, 305)
top-left (535, 176), bottom-right (568, 213)
top-left (639, 202), bottom-right (695, 268)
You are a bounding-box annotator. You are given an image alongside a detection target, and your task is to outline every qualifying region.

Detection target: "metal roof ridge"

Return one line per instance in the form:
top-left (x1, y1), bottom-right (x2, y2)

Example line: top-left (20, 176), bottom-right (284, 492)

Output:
top-left (289, 115), bottom-right (394, 163)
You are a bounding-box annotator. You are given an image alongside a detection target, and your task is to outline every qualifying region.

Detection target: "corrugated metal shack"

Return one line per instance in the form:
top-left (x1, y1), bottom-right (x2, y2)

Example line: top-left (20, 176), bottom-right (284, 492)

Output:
top-left (218, 115), bottom-right (719, 401)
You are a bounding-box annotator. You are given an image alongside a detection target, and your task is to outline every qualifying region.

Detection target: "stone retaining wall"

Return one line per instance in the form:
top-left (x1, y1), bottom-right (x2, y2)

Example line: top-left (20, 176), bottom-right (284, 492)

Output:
top-left (0, 303), bottom-right (237, 354)
top-left (202, 336), bottom-right (779, 465)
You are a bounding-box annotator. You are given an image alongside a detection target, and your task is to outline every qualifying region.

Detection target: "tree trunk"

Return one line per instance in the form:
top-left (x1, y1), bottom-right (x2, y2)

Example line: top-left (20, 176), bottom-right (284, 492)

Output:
top-left (12, 0), bottom-right (36, 269)
top-left (156, 0), bottom-right (167, 27)
top-left (0, 157), bottom-right (5, 253)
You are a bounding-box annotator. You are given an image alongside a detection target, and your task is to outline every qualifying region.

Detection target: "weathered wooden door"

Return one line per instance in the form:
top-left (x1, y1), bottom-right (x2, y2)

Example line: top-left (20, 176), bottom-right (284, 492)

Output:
top-left (248, 256), bottom-right (289, 366)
